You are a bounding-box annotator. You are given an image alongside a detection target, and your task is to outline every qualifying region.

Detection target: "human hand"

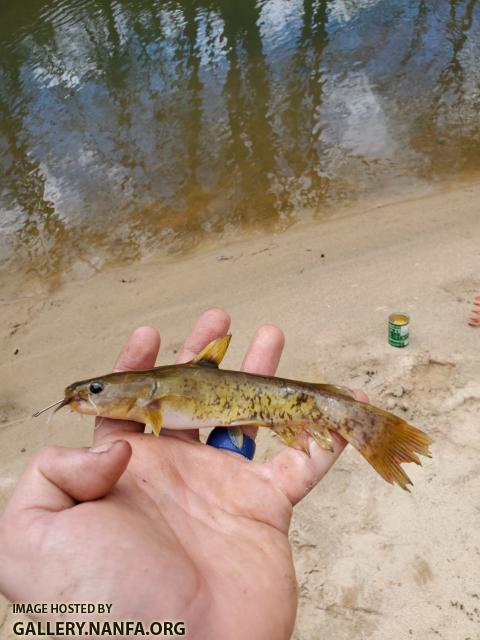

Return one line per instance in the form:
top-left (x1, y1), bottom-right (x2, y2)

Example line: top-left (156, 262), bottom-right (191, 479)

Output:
top-left (0, 308), bottom-right (367, 640)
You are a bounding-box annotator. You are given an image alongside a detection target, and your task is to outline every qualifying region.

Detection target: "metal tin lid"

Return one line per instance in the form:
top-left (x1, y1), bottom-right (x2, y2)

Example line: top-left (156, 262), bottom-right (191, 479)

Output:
top-left (389, 313), bottom-right (409, 326)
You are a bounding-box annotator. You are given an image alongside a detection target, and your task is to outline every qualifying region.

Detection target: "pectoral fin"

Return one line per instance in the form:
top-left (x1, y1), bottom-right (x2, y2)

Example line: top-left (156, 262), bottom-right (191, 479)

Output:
top-left (191, 335), bottom-right (231, 367)
top-left (146, 395), bottom-right (196, 433)
top-left (145, 403), bottom-right (163, 436)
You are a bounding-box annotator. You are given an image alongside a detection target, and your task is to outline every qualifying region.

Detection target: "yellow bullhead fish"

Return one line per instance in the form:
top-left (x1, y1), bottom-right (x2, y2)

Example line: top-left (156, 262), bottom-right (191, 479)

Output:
top-left (35, 335), bottom-right (432, 490)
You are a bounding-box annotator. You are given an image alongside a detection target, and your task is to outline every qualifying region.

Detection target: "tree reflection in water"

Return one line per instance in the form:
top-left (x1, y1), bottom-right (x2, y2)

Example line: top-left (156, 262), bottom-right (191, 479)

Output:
top-left (0, 0), bottom-right (478, 284)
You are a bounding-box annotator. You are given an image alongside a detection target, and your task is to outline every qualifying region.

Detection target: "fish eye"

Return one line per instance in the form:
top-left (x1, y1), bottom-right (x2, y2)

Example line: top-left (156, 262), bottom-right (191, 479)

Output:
top-left (89, 382), bottom-right (104, 394)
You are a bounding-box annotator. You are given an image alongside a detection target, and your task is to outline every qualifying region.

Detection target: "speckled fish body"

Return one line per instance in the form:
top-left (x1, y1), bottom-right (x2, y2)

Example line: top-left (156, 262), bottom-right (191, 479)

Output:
top-left (54, 335), bottom-right (432, 490)
top-left (67, 363), bottom-right (349, 434)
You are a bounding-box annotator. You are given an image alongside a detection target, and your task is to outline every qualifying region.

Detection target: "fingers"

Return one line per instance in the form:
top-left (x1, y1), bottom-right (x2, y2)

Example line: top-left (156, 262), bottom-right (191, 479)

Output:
top-left (352, 388), bottom-right (369, 403)
top-left (113, 326), bottom-right (161, 372)
top-left (7, 441), bottom-right (132, 513)
top-left (241, 325), bottom-right (285, 375)
top-left (94, 327), bottom-right (160, 444)
top-left (264, 436), bottom-right (346, 506)
top-left (264, 390), bottom-right (368, 506)
top-left (241, 325), bottom-right (285, 439)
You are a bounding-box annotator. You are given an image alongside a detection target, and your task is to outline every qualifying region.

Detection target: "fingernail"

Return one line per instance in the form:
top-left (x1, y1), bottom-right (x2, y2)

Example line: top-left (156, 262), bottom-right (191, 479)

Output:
top-left (89, 441), bottom-right (114, 454)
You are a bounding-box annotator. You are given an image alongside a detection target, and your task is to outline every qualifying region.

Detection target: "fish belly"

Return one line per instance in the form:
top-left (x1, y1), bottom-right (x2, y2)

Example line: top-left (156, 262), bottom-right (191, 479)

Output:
top-left (161, 405), bottom-right (224, 430)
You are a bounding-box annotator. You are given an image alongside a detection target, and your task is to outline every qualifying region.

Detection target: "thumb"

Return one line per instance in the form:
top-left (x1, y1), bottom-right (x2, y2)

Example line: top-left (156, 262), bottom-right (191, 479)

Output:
top-left (8, 440), bottom-right (132, 512)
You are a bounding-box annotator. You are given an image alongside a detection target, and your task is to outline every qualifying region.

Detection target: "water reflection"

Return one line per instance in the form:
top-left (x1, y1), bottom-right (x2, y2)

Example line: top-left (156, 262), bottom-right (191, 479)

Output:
top-left (0, 0), bottom-right (479, 286)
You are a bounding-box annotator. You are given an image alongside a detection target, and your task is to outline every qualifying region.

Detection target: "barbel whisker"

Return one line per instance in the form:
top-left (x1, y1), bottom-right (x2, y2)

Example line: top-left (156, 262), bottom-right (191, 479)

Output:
top-left (32, 399), bottom-right (65, 417)
top-left (88, 396), bottom-right (100, 416)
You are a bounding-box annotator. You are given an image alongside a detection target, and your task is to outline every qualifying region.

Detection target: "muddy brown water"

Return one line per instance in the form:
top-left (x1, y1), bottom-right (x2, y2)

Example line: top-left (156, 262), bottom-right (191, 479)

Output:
top-left (1, 0), bottom-right (479, 288)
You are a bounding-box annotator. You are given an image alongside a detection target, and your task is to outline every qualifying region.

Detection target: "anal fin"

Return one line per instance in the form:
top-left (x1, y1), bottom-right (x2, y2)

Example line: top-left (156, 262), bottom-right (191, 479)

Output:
top-left (273, 422), bottom-right (334, 455)
top-left (305, 425), bottom-right (334, 452)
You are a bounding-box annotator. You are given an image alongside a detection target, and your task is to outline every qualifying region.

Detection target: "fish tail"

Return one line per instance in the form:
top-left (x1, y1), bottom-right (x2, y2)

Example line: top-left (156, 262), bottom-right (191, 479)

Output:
top-left (335, 403), bottom-right (432, 491)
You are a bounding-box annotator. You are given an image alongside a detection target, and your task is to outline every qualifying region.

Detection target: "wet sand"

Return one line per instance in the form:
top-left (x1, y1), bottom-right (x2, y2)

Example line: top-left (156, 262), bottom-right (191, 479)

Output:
top-left (1, 183), bottom-right (480, 639)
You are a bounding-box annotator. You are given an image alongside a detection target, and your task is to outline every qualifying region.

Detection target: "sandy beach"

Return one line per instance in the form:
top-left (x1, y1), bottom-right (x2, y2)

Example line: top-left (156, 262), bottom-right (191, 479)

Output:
top-left (1, 182), bottom-right (480, 639)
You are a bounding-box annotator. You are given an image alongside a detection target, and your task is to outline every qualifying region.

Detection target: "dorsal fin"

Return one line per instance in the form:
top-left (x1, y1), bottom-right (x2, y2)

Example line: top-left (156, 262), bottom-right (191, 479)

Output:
top-left (191, 335), bottom-right (231, 367)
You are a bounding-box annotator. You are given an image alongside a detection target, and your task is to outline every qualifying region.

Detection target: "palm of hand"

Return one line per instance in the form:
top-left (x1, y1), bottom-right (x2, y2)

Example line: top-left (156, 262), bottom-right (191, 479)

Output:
top-left (19, 433), bottom-right (296, 640)
top-left (1, 310), bottom-right (355, 640)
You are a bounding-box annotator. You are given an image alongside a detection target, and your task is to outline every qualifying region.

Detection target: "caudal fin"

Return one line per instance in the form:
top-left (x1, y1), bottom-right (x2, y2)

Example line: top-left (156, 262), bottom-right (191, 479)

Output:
top-left (335, 404), bottom-right (432, 491)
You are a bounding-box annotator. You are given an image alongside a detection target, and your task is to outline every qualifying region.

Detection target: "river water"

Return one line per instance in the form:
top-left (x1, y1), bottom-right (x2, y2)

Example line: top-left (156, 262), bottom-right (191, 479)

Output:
top-left (1, 0), bottom-right (479, 287)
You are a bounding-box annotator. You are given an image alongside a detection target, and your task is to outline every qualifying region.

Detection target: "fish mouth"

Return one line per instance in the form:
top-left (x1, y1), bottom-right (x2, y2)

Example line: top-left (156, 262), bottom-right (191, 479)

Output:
top-left (55, 395), bottom-right (89, 412)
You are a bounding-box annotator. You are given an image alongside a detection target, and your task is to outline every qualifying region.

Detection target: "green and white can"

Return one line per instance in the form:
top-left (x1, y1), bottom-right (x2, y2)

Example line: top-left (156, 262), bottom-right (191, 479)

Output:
top-left (388, 313), bottom-right (409, 348)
